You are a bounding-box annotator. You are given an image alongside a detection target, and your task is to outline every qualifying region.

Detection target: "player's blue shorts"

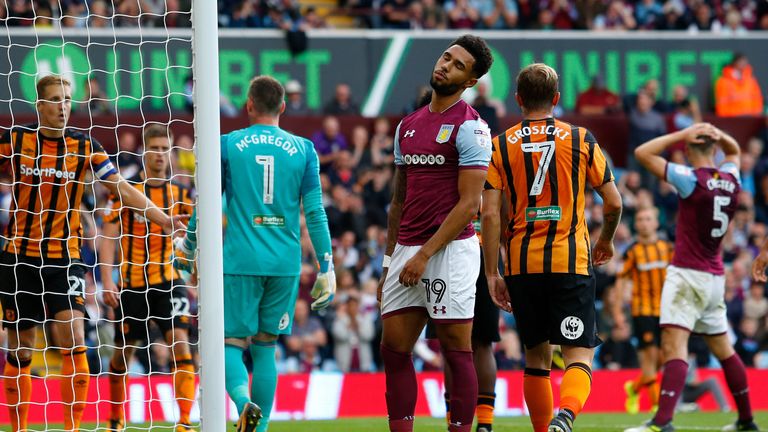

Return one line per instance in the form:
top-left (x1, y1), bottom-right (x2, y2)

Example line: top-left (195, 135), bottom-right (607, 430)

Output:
top-left (223, 274), bottom-right (300, 338)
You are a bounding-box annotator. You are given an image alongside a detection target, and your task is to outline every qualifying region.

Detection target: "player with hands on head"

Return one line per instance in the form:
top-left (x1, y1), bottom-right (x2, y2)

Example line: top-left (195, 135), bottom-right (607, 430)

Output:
top-left (624, 123), bottom-right (758, 432)
top-left (174, 75), bottom-right (333, 432)
top-left (482, 63), bottom-right (622, 432)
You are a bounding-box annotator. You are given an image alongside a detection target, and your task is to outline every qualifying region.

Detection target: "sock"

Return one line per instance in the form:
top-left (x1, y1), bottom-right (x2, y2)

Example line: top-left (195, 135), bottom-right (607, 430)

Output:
top-left (444, 392), bottom-right (451, 425)
top-left (249, 342), bottom-right (277, 432)
top-left (720, 354), bottom-right (753, 424)
top-left (559, 362), bottom-right (592, 418)
top-left (647, 379), bottom-right (660, 407)
top-left (653, 359), bottom-right (688, 426)
top-left (380, 344), bottom-right (416, 432)
top-left (631, 375), bottom-right (644, 393)
top-left (61, 348), bottom-right (90, 431)
top-left (173, 353), bottom-right (196, 426)
top-left (4, 356), bottom-right (32, 432)
top-left (108, 358), bottom-right (128, 422)
top-left (443, 350), bottom-right (477, 432)
top-left (476, 392), bottom-right (495, 431)
top-left (524, 368), bottom-right (553, 432)
top-left (224, 344), bottom-right (251, 414)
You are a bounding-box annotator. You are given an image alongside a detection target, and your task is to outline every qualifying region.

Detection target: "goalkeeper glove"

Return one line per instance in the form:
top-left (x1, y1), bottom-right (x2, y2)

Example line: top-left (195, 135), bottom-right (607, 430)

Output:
top-left (310, 254), bottom-right (336, 310)
top-left (173, 236), bottom-right (196, 275)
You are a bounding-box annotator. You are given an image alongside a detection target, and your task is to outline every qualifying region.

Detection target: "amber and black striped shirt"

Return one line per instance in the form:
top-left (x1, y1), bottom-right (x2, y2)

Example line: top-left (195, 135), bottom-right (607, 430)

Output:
top-left (0, 125), bottom-right (117, 260)
top-left (486, 118), bottom-right (614, 276)
top-left (103, 173), bottom-right (193, 289)
top-left (620, 240), bottom-right (673, 317)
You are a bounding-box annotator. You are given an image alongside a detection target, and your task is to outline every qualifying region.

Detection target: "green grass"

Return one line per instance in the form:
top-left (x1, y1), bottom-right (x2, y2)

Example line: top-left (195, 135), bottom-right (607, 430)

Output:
top-left (29, 412), bottom-right (768, 431)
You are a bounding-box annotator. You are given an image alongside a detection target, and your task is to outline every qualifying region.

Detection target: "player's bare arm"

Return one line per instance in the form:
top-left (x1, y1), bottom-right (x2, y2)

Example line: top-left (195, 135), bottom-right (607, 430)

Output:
top-left (611, 276), bottom-right (629, 331)
top-left (378, 165), bottom-right (407, 302)
top-left (399, 168), bottom-right (486, 287)
top-left (634, 123), bottom-right (719, 180)
top-left (593, 180), bottom-right (622, 266)
top-left (713, 127), bottom-right (741, 167)
top-left (101, 172), bottom-right (187, 235)
top-left (99, 221), bottom-right (121, 308)
top-left (481, 188), bottom-right (511, 312)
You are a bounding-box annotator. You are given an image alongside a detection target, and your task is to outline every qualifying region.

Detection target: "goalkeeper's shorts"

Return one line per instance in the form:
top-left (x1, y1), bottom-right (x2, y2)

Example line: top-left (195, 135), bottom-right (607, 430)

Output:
top-left (0, 252), bottom-right (87, 330)
top-left (223, 274), bottom-right (300, 338)
top-left (114, 280), bottom-right (191, 344)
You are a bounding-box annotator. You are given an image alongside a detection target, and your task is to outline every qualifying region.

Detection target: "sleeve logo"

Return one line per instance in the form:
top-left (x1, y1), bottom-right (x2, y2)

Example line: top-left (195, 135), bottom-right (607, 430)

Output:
top-left (436, 124), bottom-right (455, 144)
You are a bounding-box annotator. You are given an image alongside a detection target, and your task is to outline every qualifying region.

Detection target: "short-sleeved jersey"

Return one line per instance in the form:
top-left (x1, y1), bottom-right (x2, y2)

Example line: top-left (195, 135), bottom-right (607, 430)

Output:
top-left (221, 124), bottom-right (321, 276)
top-left (0, 125), bottom-right (117, 260)
top-left (620, 239), bottom-right (673, 317)
top-left (103, 173), bottom-right (193, 289)
top-left (394, 100), bottom-right (492, 246)
top-left (665, 162), bottom-right (740, 275)
top-left (487, 118), bottom-right (614, 276)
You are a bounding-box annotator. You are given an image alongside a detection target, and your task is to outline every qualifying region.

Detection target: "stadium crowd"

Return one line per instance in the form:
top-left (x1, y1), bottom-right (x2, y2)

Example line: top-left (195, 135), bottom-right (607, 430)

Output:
top-left (1, 0), bottom-right (768, 32)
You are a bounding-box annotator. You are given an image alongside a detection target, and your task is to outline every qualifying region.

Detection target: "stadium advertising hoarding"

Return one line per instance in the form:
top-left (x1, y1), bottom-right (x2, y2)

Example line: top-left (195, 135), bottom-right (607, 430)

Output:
top-left (2, 370), bottom-right (768, 424)
top-left (2, 30), bottom-right (766, 116)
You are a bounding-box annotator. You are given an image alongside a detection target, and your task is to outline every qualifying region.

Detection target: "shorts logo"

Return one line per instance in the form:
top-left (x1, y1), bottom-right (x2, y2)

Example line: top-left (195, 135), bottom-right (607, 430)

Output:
top-left (560, 316), bottom-right (584, 340)
top-left (433, 305), bottom-right (447, 315)
top-left (278, 313), bottom-right (290, 330)
top-left (436, 124), bottom-right (455, 143)
top-left (525, 206), bottom-right (562, 222)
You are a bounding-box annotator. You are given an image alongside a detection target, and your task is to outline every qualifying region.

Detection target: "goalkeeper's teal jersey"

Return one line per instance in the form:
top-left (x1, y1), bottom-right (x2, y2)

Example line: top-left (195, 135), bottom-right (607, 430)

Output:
top-left (221, 124), bottom-right (320, 276)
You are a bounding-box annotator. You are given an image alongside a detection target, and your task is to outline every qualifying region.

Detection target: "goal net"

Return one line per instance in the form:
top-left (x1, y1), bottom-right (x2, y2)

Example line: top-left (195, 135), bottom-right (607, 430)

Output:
top-left (0, 2), bottom-right (218, 430)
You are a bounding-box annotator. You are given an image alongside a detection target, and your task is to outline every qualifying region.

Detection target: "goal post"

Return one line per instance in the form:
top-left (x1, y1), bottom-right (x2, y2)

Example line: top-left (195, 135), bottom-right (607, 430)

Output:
top-left (191, 0), bottom-right (226, 430)
top-left (0, 1), bottom-right (226, 429)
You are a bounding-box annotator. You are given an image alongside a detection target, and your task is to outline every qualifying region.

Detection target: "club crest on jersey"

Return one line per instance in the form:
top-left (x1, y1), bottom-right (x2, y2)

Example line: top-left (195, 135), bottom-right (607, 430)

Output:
top-left (436, 124), bottom-right (455, 144)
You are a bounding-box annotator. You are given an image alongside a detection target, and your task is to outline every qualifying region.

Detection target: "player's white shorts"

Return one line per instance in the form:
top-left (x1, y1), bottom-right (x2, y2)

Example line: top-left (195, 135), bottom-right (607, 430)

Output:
top-left (660, 265), bottom-right (728, 335)
top-left (381, 236), bottom-right (480, 322)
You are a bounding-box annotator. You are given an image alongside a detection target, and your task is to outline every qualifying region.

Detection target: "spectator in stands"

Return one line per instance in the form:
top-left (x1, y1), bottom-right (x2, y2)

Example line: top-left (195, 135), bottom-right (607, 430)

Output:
top-left (284, 299), bottom-right (328, 366)
top-left (402, 85), bottom-right (431, 115)
top-left (634, 0), bottom-right (664, 29)
top-left (303, 6), bottom-right (327, 28)
top-left (381, 0), bottom-right (412, 29)
top-left (574, 0), bottom-right (606, 29)
top-left (89, 0), bottom-right (112, 28)
top-left (284, 79), bottom-right (311, 116)
top-left (734, 317), bottom-right (762, 366)
top-left (312, 115), bottom-right (349, 171)
top-left (547, 0), bottom-right (578, 29)
top-left (370, 117), bottom-right (395, 166)
top-left (163, 0), bottom-right (191, 28)
top-left (627, 90), bottom-right (666, 183)
top-left (494, 326), bottom-right (524, 370)
top-left (594, 0), bottom-right (637, 30)
top-left (361, 165), bottom-right (392, 227)
top-left (419, 0), bottom-right (447, 29)
top-left (516, 0), bottom-right (540, 28)
top-left (671, 85), bottom-right (702, 130)
top-left (479, 0), bottom-right (518, 29)
top-left (328, 150), bottom-right (357, 191)
top-left (655, 1), bottom-right (688, 30)
top-left (350, 125), bottom-right (372, 170)
top-left (715, 53), bottom-right (765, 117)
top-left (759, 0), bottom-right (768, 29)
top-left (332, 291), bottom-right (376, 372)
top-left (228, 0), bottom-right (260, 27)
top-left (721, 9), bottom-right (748, 35)
top-left (84, 75), bottom-right (110, 116)
top-left (688, 2), bottom-right (722, 32)
top-left (444, 0), bottom-right (481, 28)
top-left (472, 83), bottom-right (502, 135)
top-left (326, 185), bottom-right (367, 238)
top-left (116, 131), bottom-right (142, 178)
top-left (574, 75), bottom-right (621, 115)
top-left (323, 83), bottom-right (360, 115)
top-left (744, 283), bottom-right (768, 320)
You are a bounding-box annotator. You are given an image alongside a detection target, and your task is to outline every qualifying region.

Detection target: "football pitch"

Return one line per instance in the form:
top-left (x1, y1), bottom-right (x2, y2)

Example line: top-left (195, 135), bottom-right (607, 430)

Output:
top-left (32, 411), bottom-right (768, 431)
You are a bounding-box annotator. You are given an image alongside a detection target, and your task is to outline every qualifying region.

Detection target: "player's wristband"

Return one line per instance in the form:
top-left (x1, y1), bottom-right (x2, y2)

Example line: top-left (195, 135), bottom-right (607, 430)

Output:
top-left (382, 255), bottom-right (392, 269)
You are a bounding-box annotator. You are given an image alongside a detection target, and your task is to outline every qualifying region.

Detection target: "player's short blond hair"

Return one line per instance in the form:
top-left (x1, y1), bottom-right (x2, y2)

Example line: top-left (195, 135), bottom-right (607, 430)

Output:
top-left (143, 124), bottom-right (173, 146)
top-left (36, 75), bottom-right (71, 101)
top-left (516, 63), bottom-right (559, 112)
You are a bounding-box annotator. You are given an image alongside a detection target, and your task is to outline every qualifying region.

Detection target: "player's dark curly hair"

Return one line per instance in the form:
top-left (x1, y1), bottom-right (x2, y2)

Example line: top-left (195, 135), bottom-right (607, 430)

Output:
top-left (448, 35), bottom-right (493, 79)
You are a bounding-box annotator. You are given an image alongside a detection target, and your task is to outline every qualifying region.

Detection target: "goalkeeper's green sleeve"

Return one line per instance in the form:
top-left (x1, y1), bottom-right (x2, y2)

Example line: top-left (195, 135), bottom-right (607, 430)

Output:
top-left (183, 207), bottom-right (198, 251)
top-left (303, 187), bottom-right (333, 272)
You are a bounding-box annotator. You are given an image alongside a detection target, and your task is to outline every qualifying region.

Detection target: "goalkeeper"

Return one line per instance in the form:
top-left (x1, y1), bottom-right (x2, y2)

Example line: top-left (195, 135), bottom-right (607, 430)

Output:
top-left (175, 75), bottom-right (335, 432)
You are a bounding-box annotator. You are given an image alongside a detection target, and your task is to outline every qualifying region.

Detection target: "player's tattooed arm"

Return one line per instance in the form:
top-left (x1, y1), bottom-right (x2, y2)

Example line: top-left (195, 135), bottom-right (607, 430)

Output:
top-left (385, 166), bottom-right (407, 257)
top-left (593, 180), bottom-right (622, 266)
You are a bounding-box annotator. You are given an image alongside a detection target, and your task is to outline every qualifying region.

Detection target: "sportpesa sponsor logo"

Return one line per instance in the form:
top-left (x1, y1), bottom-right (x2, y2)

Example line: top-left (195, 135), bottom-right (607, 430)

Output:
top-left (402, 154), bottom-right (446, 165)
top-left (20, 164), bottom-right (75, 179)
